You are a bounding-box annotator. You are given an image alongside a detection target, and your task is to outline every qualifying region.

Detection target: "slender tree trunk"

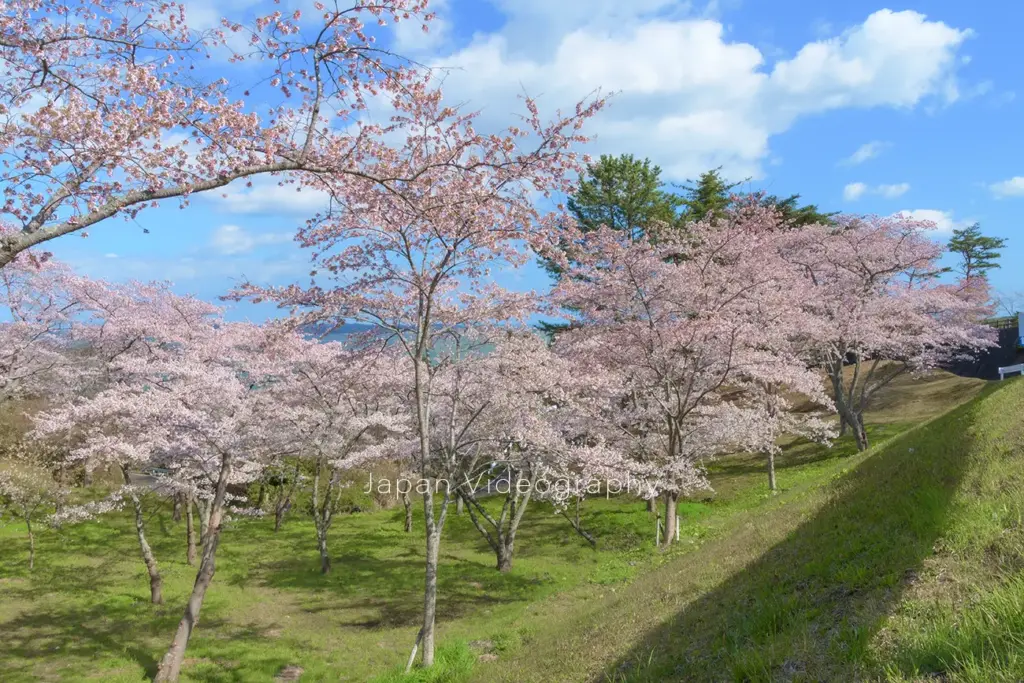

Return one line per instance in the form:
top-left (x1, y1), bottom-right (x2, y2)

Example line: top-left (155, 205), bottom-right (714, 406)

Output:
top-left (122, 468), bottom-right (163, 604)
top-left (272, 461), bottom-right (300, 532)
top-left (767, 452), bottom-right (777, 492)
top-left (562, 497), bottom-right (598, 547)
top-left (421, 509), bottom-right (440, 668)
top-left (455, 494), bottom-right (464, 516)
top-left (25, 515), bottom-right (34, 571)
top-left (172, 494), bottom-right (182, 522)
top-left (403, 491), bottom-right (413, 532)
top-left (311, 458), bottom-right (338, 574)
top-left (154, 454), bottom-right (233, 683)
top-left (255, 481), bottom-right (266, 510)
top-left (408, 351), bottom-right (444, 669)
top-left (132, 494), bottom-right (164, 605)
top-left (274, 501), bottom-right (288, 532)
top-left (185, 495), bottom-right (197, 566)
top-left (662, 492), bottom-right (678, 548)
top-left (316, 528), bottom-right (331, 574)
top-left (198, 498), bottom-right (211, 548)
top-left (646, 497), bottom-right (656, 514)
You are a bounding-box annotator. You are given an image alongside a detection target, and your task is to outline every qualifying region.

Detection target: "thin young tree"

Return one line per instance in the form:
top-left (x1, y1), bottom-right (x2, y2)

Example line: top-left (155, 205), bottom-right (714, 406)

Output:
top-left (235, 86), bottom-right (604, 668)
top-left (276, 335), bottom-right (406, 573)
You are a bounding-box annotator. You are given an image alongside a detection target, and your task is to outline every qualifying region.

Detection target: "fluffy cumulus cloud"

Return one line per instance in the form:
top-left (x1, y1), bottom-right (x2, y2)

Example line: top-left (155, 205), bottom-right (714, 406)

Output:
top-left (207, 177), bottom-right (332, 215)
top-left (990, 176), bottom-right (1024, 198)
top-left (843, 182), bottom-right (868, 201)
top-left (895, 209), bottom-right (968, 234)
top-left (411, 5), bottom-right (972, 181)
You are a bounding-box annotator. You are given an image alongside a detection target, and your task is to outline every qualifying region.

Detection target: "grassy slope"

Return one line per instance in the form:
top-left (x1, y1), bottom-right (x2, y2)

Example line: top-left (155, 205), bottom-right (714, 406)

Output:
top-left (481, 376), bottom-right (1024, 683)
top-left (0, 370), bottom-right (989, 682)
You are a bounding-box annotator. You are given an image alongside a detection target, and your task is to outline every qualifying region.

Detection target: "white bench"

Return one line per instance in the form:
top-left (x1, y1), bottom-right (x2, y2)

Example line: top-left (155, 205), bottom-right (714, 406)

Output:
top-left (998, 364), bottom-right (1024, 380)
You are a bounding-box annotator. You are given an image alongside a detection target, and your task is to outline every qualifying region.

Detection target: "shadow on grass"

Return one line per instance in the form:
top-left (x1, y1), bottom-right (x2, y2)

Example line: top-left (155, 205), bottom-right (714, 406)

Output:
top-left (707, 423), bottom-right (907, 480)
top-left (0, 599), bottom-right (173, 680)
top-left (602, 388), bottom-right (998, 682)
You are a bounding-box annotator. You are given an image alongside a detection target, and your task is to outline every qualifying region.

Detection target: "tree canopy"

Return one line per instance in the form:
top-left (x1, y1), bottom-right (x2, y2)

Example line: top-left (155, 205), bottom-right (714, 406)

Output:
top-left (947, 223), bottom-right (1007, 280)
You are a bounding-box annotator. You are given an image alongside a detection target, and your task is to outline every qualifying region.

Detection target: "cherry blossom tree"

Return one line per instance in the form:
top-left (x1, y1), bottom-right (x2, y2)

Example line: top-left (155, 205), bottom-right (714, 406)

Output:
top-left (32, 294), bottom-right (300, 680)
top-left (235, 85), bottom-right (604, 667)
top-left (0, 0), bottom-right (438, 266)
top-left (0, 457), bottom-right (65, 570)
top-left (446, 331), bottom-right (631, 570)
top-left (0, 229), bottom-right (90, 402)
top-left (273, 333), bottom-right (407, 573)
top-left (779, 215), bottom-right (997, 450)
top-left (554, 208), bottom-right (831, 546)
top-left (30, 280), bottom-right (223, 602)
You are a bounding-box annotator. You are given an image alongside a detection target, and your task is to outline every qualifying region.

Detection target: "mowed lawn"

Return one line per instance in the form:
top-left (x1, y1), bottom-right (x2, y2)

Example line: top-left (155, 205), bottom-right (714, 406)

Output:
top-left (0, 371), bottom-right (987, 682)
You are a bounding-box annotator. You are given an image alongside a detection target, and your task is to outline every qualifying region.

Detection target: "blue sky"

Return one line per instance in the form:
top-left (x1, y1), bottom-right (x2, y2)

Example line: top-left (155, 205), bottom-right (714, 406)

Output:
top-left (44, 0), bottom-right (1024, 320)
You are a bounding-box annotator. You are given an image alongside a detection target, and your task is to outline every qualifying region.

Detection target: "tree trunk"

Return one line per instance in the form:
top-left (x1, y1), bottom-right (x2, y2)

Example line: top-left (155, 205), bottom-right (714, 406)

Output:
top-left (403, 492), bottom-right (413, 532)
top-left (255, 481), bottom-right (266, 510)
top-left (563, 498), bottom-right (598, 548)
top-left (455, 494), bottom-right (464, 516)
top-left (198, 498), bottom-right (211, 548)
top-left (172, 494), bottom-right (182, 522)
top-left (185, 495), bottom-right (197, 566)
top-left (646, 497), bottom-right (656, 514)
top-left (662, 492), bottom-right (678, 548)
top-left (496, 542), bottom-right (513, 572)
top-left (274, 498), bottom-right (290, 532)
top-left (123, 468), bottom-right (163, 605)
top-left (853, 414), bottom-right (869, 451)
top-left (316, 527), bottom-right (331, 574)
top-left (311, 458), bottom-right (338, 574)
top-left (421, 511), bottom-right (440, 668)
top-left (767, 452), bottom-right (777, 492)
top-left (410, 351), bottom-right (442, 668)
top-left (830, 358), bottom-right (869, 452)
top-left (154, 453), bottom-right (233, 682)
top-left (26, 515), bottom-right (34, 571)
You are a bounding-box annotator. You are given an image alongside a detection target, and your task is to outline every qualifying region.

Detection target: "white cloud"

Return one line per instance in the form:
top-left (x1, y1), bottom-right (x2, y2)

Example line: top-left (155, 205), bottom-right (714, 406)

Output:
top-left (210, 224), bottom-right (292, 255)
top-left (843, 182), bottom-right (911, 200)
top-left (877, 182), bottom-right (911, 198)
top-left (895, 209), bottom-right (968, 234)
top-left (208, 177), bottom-right (332, 215)
top-left (990, 176), bottom-right (1024, 198)
top-left (415, 8), bottom-right (972, 181)
top-left (843, 182), bottom-right (868, 201)
top-left (393, 0), bottom-right (450, 53)
top-left (841, 140), bottom-right (887, 165)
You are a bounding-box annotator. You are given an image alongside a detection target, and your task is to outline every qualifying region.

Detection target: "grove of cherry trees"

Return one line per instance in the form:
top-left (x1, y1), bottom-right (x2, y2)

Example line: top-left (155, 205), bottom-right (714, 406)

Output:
top-left (0, 2), bottom-right (1001, 681)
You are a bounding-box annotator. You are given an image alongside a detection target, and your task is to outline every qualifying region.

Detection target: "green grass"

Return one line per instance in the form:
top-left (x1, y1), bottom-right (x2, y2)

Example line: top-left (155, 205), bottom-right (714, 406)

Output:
top-left (0, 370), bottom-right (994, 682)
top-left (370, 642), bottom-right (476, 683)
top-left (478, 377), bottom-right (1024, 682)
